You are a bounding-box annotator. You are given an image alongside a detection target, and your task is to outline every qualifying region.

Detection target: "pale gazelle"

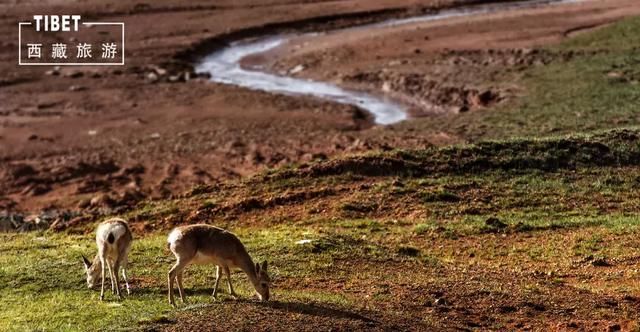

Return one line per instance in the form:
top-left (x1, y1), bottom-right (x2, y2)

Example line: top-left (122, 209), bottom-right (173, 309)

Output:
top-left (82, 217), bottom-right (133, 300)
top-left (167, 224), bottom-right (271, 306)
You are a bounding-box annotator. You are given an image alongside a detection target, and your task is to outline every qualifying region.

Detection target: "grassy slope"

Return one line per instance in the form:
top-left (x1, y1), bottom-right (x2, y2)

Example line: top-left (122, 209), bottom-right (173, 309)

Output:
top-left (3, 13), bottom-right (640, 332)
top-left (397, 15), bottom-right (640, 142)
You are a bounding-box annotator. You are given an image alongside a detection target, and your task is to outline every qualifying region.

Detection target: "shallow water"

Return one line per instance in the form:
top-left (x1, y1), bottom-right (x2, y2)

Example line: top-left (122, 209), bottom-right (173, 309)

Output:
top-left (195, 0), bottom-right (582, 125)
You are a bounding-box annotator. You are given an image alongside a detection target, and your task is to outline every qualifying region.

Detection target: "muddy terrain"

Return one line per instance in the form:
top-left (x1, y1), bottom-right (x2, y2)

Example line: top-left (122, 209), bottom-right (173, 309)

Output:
top-left (2, 0), bottom-right (639, 215)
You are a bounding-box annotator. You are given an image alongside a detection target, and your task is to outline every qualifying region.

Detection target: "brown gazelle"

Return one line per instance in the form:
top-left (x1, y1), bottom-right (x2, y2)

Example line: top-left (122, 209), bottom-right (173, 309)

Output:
top-left (167, 224), bottom-right (271, 306)
top-left (82, 217), bottom-right (133, 300)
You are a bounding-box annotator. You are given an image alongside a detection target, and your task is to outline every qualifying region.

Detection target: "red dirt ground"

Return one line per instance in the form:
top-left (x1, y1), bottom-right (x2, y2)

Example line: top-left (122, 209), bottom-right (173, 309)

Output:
top-left (2, 0), bottom-right (639, 214)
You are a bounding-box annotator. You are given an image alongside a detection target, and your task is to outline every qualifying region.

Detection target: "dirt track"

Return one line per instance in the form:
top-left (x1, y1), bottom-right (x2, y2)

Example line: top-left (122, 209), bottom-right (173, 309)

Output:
top-left (1, 0), bottom-right (639, 213)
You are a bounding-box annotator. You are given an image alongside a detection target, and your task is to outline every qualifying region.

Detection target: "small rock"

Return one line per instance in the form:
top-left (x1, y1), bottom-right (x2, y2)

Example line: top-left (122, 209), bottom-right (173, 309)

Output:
top-left (65, 71), bottom-right (84, 78)
top-left (146, 72), bottom-right (159, 83)
top-left (607, 71), bottom-right (622, 78)
top-left (77, 198), bottom-right (91, 209)
top-left (153, 67), bottom-right (167, 76)
top-left (289, 64), bottom-right (305, 75)
top-left (392, 179), bottom-right (404, 187)
top-left (118, 188), bottom-right (145, 206)
top-left (382, 81), bottom-right (392, 92)
top-left (434, 298), bottom-right (447, 306)
top-left (21, 183), bottom-right (51, 196)
top-left (69, 85), bottom-right (87, 92)
top-left (150, 132), bottom-right (161, 139)
top-left (90, 193), bottom-right (114, 208)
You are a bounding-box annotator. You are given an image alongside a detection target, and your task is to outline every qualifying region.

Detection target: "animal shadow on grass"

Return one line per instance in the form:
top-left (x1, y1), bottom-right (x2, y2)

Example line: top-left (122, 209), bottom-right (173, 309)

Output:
top-left (255, 300), bottom-right (378, 324)
top-left (136, 287), bottom-right (217, 297)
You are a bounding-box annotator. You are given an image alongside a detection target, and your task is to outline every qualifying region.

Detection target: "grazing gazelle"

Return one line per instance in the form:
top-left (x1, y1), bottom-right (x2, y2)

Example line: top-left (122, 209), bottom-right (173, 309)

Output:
top-left (82, 217), bottom-right (133, 300)
top-left (167, 224), bottom-right (271, 306)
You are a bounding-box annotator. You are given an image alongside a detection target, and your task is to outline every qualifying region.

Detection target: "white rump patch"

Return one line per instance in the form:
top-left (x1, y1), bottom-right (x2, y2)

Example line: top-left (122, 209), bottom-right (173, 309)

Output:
top-left (167, 228), bottom-right (183, 245)
top-left (96, 221), bottom-right (127, 244)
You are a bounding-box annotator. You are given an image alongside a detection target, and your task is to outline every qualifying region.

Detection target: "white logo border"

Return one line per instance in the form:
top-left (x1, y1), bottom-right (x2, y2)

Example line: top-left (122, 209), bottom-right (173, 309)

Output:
top-left (18, 21), bottom-right (125, 66)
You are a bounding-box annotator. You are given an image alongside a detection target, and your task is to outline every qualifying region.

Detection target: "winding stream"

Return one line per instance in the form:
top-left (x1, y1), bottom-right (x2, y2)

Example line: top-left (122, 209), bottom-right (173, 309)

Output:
top-left (195, 0), bottom-right (582, 125)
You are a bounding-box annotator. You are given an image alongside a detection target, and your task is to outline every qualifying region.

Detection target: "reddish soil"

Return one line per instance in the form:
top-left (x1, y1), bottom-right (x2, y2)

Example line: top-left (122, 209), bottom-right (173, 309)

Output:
top-left (1, 0), bottom-right (639, 214)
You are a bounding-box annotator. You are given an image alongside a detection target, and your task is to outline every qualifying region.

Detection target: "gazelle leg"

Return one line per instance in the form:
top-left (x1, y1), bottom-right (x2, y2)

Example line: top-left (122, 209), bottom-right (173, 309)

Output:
top-left (113, 261), bottom-right (122, 299)
top-left (176, 271), bottom-right (186, 303)
top-left (107, 261), bottom-right (116, 295)
top-left (212, 266), bottom-right (221, 299)
top-left (168, 261), bottom-right (180, 306)
top-left (100, 256), bottom-right (106, 301)
top-left (224, 266), bottom-right (237, 298)
top-left (118, 255), bottom-right (130, 295)
top-left (168, 259), bottom-right (188, 306)
top-left (121, 268), bottom-right (131, 295)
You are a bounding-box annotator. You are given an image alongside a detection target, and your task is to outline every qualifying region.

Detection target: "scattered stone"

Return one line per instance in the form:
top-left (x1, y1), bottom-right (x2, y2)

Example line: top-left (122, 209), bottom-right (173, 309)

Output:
top-left (607, 71), bottom-right (623, 78)
top-left (1, 211), bottom-right (75, 232)
top-left (21, 183), bottom-right (51, 196)
top-left (69, 85), bottom-right (87, 91)
top-left (117, 188), bottom-right (145, 206)
top-left (289, 64), bottom-right (305, 75)
top-left (153, 67), bottom-right (168, 76)
top-left (90, 193), bottom-right (115, 208)
top-left (65, 71), bottom-right (84, 78)
top-left (434, 298), bottom-right (448, 306)
top-left (146, 72), bottom-right (159, 83)
top-left (45, 68), bottom-right (60, 76)
top-left (77, 197), bottom-right (91, 209)
top-left (245, 150), bottom-right (264, 165)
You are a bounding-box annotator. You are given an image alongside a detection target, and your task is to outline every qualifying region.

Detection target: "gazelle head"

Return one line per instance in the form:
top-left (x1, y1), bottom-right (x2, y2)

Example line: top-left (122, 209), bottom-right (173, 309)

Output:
top-left (254, 260), bottom-right (271, 301)
top-left (82, 255), bottom-right (100, 289)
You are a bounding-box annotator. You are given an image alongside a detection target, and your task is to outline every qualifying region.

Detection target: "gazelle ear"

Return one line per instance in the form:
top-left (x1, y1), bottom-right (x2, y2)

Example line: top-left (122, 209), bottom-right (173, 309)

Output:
top-left (255, 262), bottom-right (260, 274)
top-left (261, 260), bottom-right (268, 272)
top-left (82, 255), bottom-right (92, 269)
